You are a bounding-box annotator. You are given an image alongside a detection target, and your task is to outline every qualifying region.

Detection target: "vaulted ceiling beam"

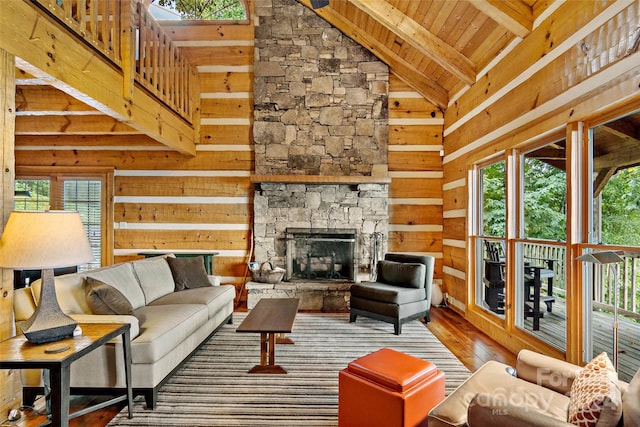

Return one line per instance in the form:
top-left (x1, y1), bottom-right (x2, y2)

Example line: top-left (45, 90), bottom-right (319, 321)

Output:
top-left (297, 0), bottom-right (448, 109)
top-left (349, 0), bottom-right (476, 86)
top-left (471, 0), bottom-right (532, 38)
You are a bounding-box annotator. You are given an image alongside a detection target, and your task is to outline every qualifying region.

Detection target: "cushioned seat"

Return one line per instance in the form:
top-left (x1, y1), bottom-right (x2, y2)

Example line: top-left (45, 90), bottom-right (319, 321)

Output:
top-left (339, 348), bottom-right (445, 427)
top-left (149, 285), bottom-right (235, 320)
top-left (350, 282), bottom-right (427, 305)
top-left (350, 253), bottom-right (435, 335)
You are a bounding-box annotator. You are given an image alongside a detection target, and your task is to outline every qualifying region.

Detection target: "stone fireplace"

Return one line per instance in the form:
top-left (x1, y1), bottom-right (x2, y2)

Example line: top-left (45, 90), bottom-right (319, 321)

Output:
top-left (247, 0), bottom-right (390, 310)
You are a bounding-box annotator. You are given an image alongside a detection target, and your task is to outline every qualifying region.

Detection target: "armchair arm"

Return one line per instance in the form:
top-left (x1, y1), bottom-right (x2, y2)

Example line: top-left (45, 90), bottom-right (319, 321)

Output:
top-left (467, 393), bottom-right (574, 427)
top-left (516, 349), bottom-right (582, 395)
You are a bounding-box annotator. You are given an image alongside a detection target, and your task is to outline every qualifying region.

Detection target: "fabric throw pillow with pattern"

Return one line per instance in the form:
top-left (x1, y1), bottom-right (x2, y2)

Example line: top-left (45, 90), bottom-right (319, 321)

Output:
top-left (167, 256), bottom-right (211, 291)
top-left (568, 352), bottom-right (622, 427)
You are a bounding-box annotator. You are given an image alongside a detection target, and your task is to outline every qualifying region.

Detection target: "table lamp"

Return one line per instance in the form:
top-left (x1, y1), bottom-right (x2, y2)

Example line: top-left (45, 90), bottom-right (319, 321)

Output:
top-left (577, 250), bottom-right (624, 371)
top-left (0, 211), bottom-right (93, 347)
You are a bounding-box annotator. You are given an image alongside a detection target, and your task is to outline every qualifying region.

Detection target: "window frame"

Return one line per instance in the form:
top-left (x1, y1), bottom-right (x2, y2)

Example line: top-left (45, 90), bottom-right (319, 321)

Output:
top-left (16, 166), bottom-right (115, 267)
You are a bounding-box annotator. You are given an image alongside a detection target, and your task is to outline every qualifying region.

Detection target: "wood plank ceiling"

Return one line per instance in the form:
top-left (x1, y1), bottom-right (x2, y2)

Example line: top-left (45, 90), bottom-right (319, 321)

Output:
top-left (13, 0), bottom-right (640, 171)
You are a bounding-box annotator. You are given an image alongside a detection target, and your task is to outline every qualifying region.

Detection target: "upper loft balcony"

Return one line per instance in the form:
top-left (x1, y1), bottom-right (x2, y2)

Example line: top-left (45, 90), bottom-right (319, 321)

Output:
top-left (1, 0), bottom-right (198, 155)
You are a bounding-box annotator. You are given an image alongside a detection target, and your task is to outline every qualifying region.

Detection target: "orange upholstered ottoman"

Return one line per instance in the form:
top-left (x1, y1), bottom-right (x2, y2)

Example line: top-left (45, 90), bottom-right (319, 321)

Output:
top-left (338, 347), bottom-right (445, 427)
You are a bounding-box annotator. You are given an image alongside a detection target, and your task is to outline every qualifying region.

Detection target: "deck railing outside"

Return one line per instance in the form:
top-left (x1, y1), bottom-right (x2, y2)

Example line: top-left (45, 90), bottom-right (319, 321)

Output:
top-left (524, 243), bottom-right (640, 320)
top-left (591, 250), bottom-right (640, 321)
top-left (31, 0), bottom-right (195, 123)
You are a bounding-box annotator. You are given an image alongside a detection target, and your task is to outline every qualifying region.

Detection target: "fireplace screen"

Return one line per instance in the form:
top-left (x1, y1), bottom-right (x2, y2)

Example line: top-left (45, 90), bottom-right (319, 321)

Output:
top-left (285, 228), bottom-right (358, 282)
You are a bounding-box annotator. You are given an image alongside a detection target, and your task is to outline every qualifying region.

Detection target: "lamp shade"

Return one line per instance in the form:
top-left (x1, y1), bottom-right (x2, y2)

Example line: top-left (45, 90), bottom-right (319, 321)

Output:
top-left (576, 250), bottom-right (624, 265)
top-left (0, 210), bottom-right (93, 270)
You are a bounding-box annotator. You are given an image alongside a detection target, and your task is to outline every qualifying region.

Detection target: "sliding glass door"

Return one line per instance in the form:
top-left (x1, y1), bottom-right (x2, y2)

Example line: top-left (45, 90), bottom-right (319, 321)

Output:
top-left (583, 109), bottom-right (640, 382)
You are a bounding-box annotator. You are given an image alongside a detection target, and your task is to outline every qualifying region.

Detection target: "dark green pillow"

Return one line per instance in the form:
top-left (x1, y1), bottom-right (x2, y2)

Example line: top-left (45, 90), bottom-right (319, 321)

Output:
top-left (85, 277), bottom-right (135, 316)
top-left (377, 260), bottom-right (426, 289)
top-left (166, 256), bottom-right (211, 291)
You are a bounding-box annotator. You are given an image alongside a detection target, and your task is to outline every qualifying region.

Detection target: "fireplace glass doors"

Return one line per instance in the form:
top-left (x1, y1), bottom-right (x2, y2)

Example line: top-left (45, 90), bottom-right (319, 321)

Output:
top-left (285, 228), bottom-right (358, 282)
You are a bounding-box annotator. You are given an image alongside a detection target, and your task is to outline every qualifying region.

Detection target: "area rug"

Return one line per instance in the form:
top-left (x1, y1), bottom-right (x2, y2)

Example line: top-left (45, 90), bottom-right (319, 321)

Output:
top-left (108, 312), bottom-right (470, 426)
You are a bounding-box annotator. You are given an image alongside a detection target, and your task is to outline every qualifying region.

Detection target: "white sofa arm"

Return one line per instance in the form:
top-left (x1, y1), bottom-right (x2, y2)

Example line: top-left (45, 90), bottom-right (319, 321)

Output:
top-left (69, 314), bottom-right (140, 340)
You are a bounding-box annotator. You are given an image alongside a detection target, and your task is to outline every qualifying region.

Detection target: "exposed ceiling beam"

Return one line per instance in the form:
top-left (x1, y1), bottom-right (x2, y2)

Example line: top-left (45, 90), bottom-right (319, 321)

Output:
top-left (297, 0), bottom-right (448, 109)
top-left (349, 0), bottom-right (476, 86)
top-left (594, 143), bottom-right (640, 170)
top-left (470, 0), bottom-right (532, 38)
top-left (601, 120), bottom-right (639, 141)
top-left (593, 167), bottom-right (616, 197)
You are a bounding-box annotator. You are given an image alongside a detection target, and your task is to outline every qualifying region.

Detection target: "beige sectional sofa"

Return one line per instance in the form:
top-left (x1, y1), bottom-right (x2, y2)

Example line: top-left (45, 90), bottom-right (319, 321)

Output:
top-left (13, 255), bottom-right (235, 408)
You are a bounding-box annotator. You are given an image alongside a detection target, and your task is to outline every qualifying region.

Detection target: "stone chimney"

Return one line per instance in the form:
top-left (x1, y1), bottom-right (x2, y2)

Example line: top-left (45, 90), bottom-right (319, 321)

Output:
top-left (252, 0), bottom-right (390, 279)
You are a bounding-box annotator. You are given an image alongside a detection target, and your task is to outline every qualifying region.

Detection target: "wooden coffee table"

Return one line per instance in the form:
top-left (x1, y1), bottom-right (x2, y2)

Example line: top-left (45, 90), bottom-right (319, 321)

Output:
top-left (236, 298), bottom-right (299, 374)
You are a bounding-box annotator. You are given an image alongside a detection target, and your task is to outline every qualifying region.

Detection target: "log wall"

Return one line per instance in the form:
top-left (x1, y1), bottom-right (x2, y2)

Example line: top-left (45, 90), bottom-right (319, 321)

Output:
top-left (14, 21), bottom-right (256, 300)
top-left (441, 1), bottom-right (640, 359)
top-left (388, 74), bottom-right (444, 286)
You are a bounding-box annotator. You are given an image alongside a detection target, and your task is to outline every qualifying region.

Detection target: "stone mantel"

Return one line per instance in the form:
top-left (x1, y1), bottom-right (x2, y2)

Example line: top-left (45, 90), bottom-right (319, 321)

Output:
top-left (250, 174), bottom-right (391, 185)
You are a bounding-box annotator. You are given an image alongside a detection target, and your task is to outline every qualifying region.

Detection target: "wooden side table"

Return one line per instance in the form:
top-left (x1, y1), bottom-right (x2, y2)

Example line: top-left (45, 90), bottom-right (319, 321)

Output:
top-left (0, 323), bottom-right (133, 427)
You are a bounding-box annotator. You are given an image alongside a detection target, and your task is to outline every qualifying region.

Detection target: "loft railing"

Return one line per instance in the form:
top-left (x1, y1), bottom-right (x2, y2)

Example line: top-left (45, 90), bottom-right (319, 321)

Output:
top-left (31, 0), bottom-right (195, 123)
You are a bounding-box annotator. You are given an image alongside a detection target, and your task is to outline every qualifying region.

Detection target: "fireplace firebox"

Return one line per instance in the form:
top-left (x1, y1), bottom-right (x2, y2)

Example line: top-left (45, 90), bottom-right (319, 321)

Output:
top-left (285, 228), bottom-right (358, 282)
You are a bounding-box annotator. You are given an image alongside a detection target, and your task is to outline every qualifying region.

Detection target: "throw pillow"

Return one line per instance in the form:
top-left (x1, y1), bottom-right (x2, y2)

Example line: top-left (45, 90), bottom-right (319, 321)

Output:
top-left (167, 256), bottom-right (211, 291)
top-left (85, 277), bottom-right (135, 316)
top-left (568, 352), bottom-right (622, 427)
top-left (377, 260), bottom-right (426, 289)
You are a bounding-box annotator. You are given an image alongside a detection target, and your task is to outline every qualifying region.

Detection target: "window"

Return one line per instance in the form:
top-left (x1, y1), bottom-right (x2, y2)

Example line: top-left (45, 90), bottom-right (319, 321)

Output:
top-left (150, 0), bottom-right (247, 20)
top-left (15, 168), bottom-right (114, 271)
top-left (474, 160), bottom-right (507, 318)
top-left (515, 140), bottom-right (567, 350)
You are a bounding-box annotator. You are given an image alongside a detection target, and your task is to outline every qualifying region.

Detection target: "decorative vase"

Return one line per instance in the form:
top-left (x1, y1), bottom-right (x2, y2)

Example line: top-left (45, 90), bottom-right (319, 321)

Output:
top-left (431, 282), bottom-right (444, 306)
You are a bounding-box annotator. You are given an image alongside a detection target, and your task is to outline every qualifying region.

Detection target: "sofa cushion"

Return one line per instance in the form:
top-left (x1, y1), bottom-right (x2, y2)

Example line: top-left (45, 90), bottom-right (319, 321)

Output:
top-left (31, 273), bottom-right (91, 315)
top-left (568, 352), bottom-right (622, 427)
top-left (86, 263), bottom-right (146, 310)
top-left (130, 303), bottom-right (209, 364)
top-left (167, 256), bottom-right (211, 291)
top-left (85, 277), bottom-right (135, 317)
top-left (131, 257), bottom-right (176, 304)
top-left (148, 285), bottom-right (235, 319)
top-left (350, 282), bottom-right (427, 305)
top-left (377, 260), bottom-right (426, 289)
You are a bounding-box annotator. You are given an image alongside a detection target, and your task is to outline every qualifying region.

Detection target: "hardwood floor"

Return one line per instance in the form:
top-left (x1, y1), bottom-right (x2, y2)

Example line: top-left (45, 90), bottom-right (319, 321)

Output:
top-left (10, 306), bottom-right (515, 427)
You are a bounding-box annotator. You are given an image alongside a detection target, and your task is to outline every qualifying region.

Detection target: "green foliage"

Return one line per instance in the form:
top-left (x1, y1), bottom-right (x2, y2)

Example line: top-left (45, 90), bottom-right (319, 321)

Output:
top-left (601, 167), bottom-right (640, 245)
top-left (482, 161), bottom-right (506, 237)
top-left (14, 179), bottom-right (50, 211)
top-left (523, 158), bottom-right (566, 241)
top-left (156, 0), bottom-right (246, 20)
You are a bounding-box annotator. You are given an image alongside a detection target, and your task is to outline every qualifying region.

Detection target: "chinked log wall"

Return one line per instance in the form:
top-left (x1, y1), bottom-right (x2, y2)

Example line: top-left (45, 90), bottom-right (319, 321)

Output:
top-left (12, 3), bottom-right (445, 302)
top-left (441, 1), bottom-right (640, 361)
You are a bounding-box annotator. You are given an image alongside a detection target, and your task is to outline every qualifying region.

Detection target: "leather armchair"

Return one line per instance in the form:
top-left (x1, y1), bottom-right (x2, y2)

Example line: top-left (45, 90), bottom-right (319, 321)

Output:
top-left (349, 253), bottom-right (434, 335)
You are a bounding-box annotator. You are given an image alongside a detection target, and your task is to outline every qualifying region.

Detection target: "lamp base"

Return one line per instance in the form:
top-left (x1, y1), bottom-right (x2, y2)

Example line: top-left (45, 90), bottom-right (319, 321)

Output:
top-left (20, 269), bottom-right (77, 344)
top-left (20, 321), bottom-right (77, 345)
